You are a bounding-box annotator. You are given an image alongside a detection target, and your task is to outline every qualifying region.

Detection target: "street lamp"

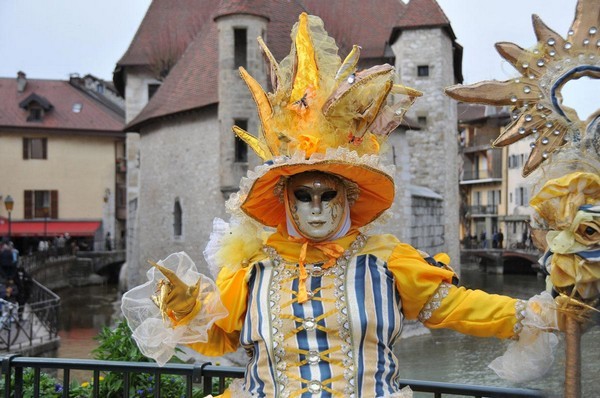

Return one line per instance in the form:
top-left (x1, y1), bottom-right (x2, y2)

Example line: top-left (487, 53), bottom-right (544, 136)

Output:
top-left (43, 206), bottom-right (49, 238)
top-left (4, 195), bottom-right (14, 240)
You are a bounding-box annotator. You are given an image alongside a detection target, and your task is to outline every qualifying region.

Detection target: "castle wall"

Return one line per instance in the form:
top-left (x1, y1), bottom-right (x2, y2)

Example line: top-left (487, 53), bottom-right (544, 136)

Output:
top-left (392, 28), bottom-right (460, 268)
top-left (132, 109), bottom-right (224, 285)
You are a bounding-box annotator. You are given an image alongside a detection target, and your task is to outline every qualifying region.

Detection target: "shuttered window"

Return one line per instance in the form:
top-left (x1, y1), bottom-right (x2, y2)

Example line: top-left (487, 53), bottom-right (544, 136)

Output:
top-left (23, 138), bottom-right (47, 159)
top-left (23, 190), bottom-right (58, 219)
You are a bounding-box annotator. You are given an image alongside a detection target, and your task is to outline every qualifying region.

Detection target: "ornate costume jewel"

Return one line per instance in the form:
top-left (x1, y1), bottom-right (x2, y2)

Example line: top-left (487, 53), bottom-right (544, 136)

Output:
top-left (417, 282), bottom-right (452, 322)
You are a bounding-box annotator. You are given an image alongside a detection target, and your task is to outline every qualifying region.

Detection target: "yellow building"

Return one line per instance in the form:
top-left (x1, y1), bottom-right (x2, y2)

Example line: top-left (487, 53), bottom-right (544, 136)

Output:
top-left (0, 72), bottom-right (125, 253)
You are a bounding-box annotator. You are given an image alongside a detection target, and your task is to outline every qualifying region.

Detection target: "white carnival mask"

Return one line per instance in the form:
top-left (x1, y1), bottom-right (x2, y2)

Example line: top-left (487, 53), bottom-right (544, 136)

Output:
top-left (286, 172), bottom-right (348, 241)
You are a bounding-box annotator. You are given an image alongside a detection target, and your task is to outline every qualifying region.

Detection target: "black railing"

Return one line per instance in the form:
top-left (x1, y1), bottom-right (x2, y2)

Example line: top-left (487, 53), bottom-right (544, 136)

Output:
top-left (0, 356), bottom-right (546, 397)
top-left (0, 280), bottom-right (60, 352)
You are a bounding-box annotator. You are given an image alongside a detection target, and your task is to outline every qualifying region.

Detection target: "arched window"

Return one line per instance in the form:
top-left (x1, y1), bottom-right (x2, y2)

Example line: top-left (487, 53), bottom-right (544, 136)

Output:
top-left (173, 199), bottom-right (182, 237)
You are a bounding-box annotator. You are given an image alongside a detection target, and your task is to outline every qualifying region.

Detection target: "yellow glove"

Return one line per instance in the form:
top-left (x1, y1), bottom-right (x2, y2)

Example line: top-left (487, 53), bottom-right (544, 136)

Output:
top-left (149, 260), bottom-right (202, 326)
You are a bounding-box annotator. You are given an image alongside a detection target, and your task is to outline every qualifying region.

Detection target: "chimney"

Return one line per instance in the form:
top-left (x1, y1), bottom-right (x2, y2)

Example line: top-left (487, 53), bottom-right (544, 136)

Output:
top-left (17, 71), bottom-right (27, 92)
top-left (69, 72), bottom-right (83, 86)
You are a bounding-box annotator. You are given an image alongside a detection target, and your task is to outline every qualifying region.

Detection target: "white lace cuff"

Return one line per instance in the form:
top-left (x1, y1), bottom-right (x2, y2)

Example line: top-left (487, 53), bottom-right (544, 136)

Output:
top-left (489, 291), bottom-right (559, 382)
top-left (121, 252), bottom-right (228, 366)
top-left (418, 282), bottom-right (452, 322)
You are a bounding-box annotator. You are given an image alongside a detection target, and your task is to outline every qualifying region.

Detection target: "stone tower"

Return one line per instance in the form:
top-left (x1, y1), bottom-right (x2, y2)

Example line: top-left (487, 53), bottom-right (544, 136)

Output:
top-left (214, 6), bottom-right (269, 196)
top-left (391, 0), bottom-right (461, 266)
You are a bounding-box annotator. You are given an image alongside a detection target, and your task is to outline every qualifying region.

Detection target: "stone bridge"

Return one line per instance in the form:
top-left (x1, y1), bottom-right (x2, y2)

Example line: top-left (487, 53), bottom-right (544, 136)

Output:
top-left (22, 250), bottom-right (125, 289)
top-left (460, 248), bottom-right (542, 274)
top-left (77, 250), bottom-right (126, 274)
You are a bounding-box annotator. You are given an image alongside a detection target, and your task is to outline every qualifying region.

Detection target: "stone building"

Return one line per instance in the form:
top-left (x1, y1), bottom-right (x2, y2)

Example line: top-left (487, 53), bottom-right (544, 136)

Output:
top-left (115, 0), bottom-right (463, 288)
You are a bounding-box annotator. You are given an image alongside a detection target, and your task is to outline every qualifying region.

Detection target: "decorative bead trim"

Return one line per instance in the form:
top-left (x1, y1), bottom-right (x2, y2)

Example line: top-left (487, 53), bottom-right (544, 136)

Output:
top-left (417, 282), bottom-right (452, 323)
top-left (263, 234), bottom-right (368, 397)
top-left (512, 299), bottom-right (527, 340)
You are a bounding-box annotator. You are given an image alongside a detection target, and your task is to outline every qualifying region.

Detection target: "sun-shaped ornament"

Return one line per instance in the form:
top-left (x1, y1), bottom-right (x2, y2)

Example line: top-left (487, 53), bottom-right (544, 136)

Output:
top-left (446, 0), bottom-right (600, 176)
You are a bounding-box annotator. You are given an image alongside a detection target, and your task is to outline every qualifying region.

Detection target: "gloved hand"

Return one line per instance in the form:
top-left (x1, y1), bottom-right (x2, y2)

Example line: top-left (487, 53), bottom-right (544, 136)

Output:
top-left (149, 260), bottom-right (201, 325)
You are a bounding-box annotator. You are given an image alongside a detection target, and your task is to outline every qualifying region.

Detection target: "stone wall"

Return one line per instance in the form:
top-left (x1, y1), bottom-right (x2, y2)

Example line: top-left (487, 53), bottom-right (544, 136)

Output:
top-left (392, 28), bottom-right (460, 270)
top-left (410, 189), bottom-right (444, 254)
top-left (133, 109), bottom-right (224, 284)
top-left (216, 14), bottom-right (268, 194)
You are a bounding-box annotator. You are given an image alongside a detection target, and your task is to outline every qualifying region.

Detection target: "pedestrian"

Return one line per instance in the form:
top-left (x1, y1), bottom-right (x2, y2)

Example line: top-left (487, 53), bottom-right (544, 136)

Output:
top-left (0, 242), bottom-right (18, 303)
top-left (105, 232), bottom-right (112, 251)
top-left (497, 229), bottom-right (504, 249)
top-left (57, 234), bottom-right (66, 255)
top-left (480, 231), bottom-right (487, 248)
top-left (15, 265), bottom-right (32, 321)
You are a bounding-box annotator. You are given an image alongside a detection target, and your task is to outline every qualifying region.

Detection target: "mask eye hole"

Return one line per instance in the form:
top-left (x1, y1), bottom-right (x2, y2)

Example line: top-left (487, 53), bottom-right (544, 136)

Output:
top-left (294, 190), bottom-right (312, 202)
top-left (584, 226), bottom-right (598, 236)
top-left (321, 191), bottom-right (338, 202)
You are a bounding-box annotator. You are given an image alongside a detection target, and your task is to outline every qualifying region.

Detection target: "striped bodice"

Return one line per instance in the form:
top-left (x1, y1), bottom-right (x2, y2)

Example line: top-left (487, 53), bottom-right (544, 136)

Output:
top-left (240, 235), bottom-right (404, 397)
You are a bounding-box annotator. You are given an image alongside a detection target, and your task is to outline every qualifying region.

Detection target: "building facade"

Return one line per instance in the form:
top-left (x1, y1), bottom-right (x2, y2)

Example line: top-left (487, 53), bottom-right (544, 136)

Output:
top-left (457, 104), bottom-right (509, 248)
top-left (115, 0), bottom-right (463, 288)
top-left (0, 73), bottom-right (125, 253)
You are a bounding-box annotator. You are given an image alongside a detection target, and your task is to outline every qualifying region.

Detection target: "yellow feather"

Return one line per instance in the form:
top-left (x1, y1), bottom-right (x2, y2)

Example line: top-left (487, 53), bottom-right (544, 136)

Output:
top-left (232, 126), bottom-right (271, 161)
top-left (290, 13), bottom-right (319, 103)
top-left (238, 67), bottom-right (279, 156)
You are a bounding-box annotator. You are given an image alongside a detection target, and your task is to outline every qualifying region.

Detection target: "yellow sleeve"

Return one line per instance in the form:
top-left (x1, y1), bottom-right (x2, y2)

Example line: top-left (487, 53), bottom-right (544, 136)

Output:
top-left (388, 243), bottom-right (455, 320)
top-left (188, 265), bottom-right (251, 356)
top-left (423, 285), bottom-right (518, 339)
top-left (388, 243), bottom-right (518, 339)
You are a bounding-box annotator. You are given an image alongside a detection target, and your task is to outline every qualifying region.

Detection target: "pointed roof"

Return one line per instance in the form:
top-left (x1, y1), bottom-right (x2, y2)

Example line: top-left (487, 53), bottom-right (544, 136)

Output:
top-left (0, 77), bottom-right (124, 133)
top-left (126, 22), bottom-right (219, 129)
top-left (19, 92), bottom-right (53, 111)
top-left (395, 0), bottom-right (451, 29)
top-left (120, 0), bottom-right (461, 131)
top-left (213, 0), bottom-right (271, 20)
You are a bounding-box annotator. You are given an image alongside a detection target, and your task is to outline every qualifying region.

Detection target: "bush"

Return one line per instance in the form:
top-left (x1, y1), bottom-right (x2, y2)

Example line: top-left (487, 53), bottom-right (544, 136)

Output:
top-left (0, 320), bottom-right (206, 397)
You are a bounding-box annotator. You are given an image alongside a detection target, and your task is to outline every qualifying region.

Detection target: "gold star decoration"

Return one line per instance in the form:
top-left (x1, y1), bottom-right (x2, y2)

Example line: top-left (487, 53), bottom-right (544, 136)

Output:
top-left (446, 0), bottom-right (600, 176)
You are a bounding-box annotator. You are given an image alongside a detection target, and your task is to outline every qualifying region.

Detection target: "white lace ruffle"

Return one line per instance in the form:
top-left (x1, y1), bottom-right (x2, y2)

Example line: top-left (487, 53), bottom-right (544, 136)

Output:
top-left (489, 291), bottom-right (559, 383)
top-left (203, 218), bottom-right (232, 278)
top-left (121, 252), bottom-right (228, 366)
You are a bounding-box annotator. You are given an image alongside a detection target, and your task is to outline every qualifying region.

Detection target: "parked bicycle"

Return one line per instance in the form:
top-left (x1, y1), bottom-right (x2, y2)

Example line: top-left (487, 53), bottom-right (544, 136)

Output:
top-left (0, 297), bottom-right (21, 348)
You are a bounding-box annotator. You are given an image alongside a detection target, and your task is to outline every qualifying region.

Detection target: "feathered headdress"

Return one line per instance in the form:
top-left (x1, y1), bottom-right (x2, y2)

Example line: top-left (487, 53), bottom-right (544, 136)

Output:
top-left (229, 13), bottom-right (421, 229)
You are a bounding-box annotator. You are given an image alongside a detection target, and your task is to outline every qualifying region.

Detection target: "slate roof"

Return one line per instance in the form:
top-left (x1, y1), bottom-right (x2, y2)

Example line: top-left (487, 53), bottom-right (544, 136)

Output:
top-left (0, 77), bottom-right (124, 133)
top-left (118, 0), bottom-right (460, 131)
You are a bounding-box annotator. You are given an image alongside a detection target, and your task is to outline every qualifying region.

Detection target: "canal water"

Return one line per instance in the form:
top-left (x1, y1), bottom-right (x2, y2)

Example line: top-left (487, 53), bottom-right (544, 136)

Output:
top-left (56, 263), bottom-right (599, 397)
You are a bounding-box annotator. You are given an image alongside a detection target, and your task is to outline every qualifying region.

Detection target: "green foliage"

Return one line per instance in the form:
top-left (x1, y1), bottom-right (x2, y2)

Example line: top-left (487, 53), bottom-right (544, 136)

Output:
top-left (0, 320), bottom-right (209, 397)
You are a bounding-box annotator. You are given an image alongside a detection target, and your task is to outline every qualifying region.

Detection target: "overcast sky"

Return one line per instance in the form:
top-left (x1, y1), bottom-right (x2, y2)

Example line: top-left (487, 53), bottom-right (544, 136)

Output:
top-left (1, 0), bottom-right (595, 118)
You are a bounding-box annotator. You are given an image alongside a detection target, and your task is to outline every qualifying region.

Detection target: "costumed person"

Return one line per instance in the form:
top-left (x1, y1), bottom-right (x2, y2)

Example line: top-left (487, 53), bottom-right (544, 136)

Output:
top-left (122, 13), bottom-right (564, 397)
top-left (446, 1), bottom-right (600, 396)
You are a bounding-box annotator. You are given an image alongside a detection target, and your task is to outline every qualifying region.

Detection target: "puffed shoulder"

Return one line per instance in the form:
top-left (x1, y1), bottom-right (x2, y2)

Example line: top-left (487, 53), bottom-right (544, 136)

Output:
top-left (214, 264), bottom-right (256, 333)
top-left (387, 242), bottom-right (455, 319)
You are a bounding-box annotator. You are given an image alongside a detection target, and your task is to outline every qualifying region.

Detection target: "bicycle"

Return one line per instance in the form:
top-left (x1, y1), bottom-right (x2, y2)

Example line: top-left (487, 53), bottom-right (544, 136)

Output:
top-left (0, 297), bottom-right (21, 349)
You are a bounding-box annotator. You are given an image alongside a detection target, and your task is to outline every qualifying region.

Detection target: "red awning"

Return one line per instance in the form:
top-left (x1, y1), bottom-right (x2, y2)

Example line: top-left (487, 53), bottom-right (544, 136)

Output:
top-left (0, 219), bottom-right (102, 238)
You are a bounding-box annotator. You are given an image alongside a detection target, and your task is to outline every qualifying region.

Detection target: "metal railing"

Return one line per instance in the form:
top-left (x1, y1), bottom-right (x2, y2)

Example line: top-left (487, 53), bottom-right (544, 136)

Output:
top-left (0, 280), bottom-right (60, 352)
top-left (461, 169), bottom-right (502, 181)
top-left (0, 355), bottom-right (546, 397)
top-left (467, 205), bottom-right (498, 215)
